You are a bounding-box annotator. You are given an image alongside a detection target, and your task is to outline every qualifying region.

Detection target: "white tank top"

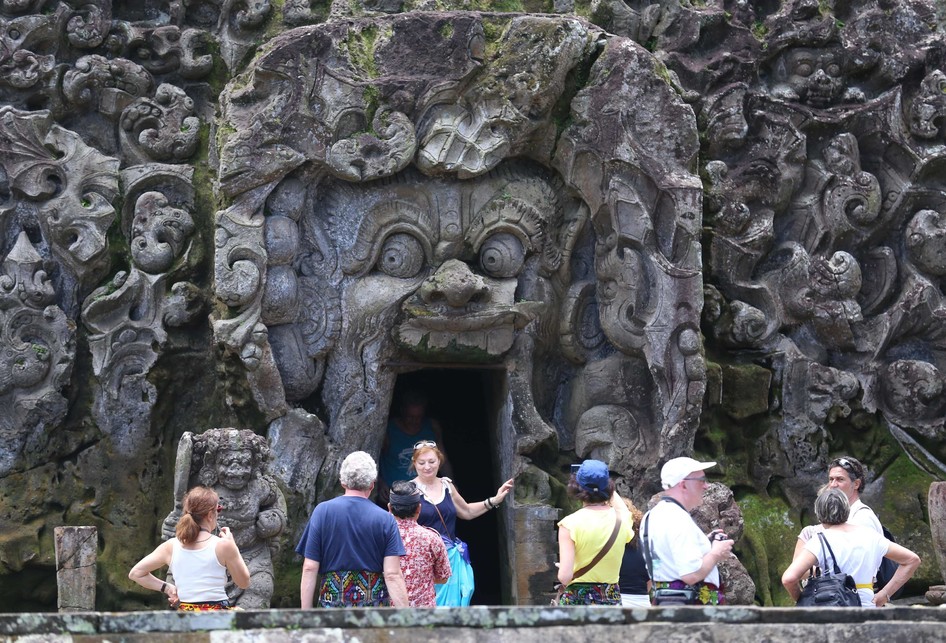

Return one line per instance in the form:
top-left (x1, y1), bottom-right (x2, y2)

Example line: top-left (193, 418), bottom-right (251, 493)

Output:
top-left (168, 536), bottom-right (229, 603)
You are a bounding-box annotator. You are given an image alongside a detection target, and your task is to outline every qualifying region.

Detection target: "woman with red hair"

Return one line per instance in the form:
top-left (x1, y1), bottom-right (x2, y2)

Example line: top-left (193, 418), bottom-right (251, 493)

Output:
top-left (129, 486), bottom-right (250, 610)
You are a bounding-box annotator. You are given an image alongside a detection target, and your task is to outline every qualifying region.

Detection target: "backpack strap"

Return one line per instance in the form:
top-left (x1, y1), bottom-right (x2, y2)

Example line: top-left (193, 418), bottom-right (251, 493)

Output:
top-left (641, 510), bottom-right (655, 579)
top-left (640, 497), bottom-right (682, 580)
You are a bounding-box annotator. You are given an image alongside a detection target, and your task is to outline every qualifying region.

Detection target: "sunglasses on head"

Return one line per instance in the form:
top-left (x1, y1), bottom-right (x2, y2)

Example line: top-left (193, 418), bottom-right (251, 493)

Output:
top-left (414, 440), bottom-right (437, 450)
top-left (831, 457), bottom-right (860, 478)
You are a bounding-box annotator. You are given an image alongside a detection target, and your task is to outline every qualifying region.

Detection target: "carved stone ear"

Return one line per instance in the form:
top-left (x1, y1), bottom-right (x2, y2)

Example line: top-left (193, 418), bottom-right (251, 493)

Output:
top-left (560, 280), bottom-right (604, 365)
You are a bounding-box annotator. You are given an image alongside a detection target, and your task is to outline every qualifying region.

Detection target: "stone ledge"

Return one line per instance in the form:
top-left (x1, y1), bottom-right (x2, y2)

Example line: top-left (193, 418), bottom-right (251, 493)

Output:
top-left (2, 606), bottom-right (946, 638)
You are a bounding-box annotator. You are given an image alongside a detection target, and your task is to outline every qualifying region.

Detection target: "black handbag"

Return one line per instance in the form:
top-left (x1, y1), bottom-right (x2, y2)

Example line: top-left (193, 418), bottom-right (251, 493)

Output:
top-left (795, 532), bottom-right (861, 607)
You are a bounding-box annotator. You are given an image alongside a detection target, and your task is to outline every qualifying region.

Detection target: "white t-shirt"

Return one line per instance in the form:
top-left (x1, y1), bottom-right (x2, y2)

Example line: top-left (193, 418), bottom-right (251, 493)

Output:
top-left (643, 499), bottom-right (720, 587)
top-left (849, 499), bottom-right (883, 534)
top-left (797, 498), bottom-right (884, 543)
top-left (803, 527), bottom-right (890, 607)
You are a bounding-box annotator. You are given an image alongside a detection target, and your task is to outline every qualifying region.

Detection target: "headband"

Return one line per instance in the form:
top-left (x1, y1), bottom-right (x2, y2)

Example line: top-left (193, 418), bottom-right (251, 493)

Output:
top-left (389, 489), bottom-right (422, 505)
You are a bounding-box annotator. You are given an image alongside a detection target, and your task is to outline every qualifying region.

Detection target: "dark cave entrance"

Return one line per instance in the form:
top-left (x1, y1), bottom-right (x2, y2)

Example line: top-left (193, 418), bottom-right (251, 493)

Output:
top-left (390, 367), bottom-right (506, 605)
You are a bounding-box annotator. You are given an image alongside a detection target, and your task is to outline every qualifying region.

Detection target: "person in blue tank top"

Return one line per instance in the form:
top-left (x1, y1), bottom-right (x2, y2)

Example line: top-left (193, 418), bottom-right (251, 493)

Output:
top-left (378, 390), bottom-right (451, 501)
top-left (411, 441), bottom-right (514, 606)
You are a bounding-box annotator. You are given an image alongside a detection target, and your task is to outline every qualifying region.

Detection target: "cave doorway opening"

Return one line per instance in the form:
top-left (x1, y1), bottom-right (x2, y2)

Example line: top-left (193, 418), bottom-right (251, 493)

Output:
top-left (390, 367), bottom-right (506, 605)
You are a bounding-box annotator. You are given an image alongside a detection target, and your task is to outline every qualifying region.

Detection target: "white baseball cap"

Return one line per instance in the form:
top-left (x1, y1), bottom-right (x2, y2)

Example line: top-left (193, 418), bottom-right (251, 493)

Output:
top-left (661, 456), bottom-right (716, 490)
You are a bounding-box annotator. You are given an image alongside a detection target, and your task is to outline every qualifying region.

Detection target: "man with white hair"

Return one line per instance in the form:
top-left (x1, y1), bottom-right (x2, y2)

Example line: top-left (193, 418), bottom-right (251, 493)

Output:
top-left (297, 451), bottom-right (409, 607)
top-left (641, 457), bottom-right (734, 605)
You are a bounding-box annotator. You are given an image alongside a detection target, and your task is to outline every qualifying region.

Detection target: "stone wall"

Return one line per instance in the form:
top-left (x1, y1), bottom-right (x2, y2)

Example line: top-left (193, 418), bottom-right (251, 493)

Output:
top-left (3, 0), bottom-right (946, 610)
top-left (2, 606), bottom-right (946, 642)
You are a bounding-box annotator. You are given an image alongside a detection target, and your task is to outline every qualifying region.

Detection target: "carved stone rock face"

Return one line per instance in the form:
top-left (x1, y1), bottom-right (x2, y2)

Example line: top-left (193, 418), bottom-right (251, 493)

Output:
top-left (7, 0), bottom-right (946, 611)
top-left (776, 47), bottom-right (845, 106)
top-left (130, 190), bottom-right (195, 274)
top-left (302, 165), bottom-right (560, 363)
top-left (208, 12), bottom-right (704, 604)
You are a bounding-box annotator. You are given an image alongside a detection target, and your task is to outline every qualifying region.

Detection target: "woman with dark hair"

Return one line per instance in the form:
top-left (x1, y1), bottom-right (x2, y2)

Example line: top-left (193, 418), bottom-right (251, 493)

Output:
top-left (618, 498), bottom-right (651, 607)
top-left (388, 480), bottom-right (452, 607)
top-left (556, 460), bottom-right (633, 605)
top-left (129, 486), bottom-right (250, 610)
top-left (411, 441), bottom-right (514, 606)
top-left (781, 488), bottom-right (920, 607)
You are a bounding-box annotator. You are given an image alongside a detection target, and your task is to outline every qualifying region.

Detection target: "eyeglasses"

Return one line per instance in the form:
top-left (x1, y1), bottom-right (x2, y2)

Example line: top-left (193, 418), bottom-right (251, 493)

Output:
top-left (413, 440), bottom-right (437, 450)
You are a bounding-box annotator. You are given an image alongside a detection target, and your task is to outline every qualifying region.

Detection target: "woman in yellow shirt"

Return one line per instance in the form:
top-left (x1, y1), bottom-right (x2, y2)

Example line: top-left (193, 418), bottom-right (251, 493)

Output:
top-left (556, 460), bottom-right (633, 605)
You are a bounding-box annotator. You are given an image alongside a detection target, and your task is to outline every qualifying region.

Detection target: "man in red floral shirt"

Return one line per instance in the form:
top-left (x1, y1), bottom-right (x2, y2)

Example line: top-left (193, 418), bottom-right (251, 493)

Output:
top-left (388, 480), bottom-right (452, 606)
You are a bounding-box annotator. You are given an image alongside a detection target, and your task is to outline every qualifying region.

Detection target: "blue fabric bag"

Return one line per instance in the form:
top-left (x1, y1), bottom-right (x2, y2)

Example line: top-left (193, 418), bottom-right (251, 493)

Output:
top-left (435, 537), bottom-right (474, 607)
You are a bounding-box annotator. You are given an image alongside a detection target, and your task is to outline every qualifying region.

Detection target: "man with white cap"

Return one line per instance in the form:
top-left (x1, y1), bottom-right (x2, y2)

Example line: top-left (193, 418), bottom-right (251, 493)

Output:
top-left (641, 456), bottom-right (734, 605)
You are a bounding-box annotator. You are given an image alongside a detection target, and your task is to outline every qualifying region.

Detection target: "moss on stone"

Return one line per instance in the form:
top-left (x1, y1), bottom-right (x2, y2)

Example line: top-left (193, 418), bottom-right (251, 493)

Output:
top-left (737, 494), bottom-right (800, 606)
top-left (345, 24), bottom-right (380, 79)
top-left (482, 17), bottom-right (510, 61)
top-left (720, 363), bottom-right (771, 419)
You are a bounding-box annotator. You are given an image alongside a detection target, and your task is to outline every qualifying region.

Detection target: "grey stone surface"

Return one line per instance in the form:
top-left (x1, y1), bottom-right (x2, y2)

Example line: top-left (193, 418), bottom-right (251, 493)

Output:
top-left (2, 0), bottom-right (946, 611)
top-left (54, 526), bottom-right (96, 612)
top-left (3, 607), bottom-right (946, 641)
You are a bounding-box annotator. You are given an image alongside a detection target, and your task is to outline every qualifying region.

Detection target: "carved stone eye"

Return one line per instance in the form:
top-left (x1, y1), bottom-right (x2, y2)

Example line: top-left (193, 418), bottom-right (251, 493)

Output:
top-left (479, 232), bottom-right (525, 279)
top-left (794, 62), bottom-right (813, 77)
top-left (377, 233), bottom-right (424, 278)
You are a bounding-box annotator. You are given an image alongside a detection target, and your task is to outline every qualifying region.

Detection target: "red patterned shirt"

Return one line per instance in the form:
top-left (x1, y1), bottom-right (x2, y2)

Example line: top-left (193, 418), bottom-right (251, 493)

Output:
top-left (394, 517), bottom-right (452, 607)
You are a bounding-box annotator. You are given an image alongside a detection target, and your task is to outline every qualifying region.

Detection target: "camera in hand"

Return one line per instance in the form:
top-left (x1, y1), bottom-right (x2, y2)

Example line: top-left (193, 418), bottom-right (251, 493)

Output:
top-left (712, 532), bottom-right (728, 541)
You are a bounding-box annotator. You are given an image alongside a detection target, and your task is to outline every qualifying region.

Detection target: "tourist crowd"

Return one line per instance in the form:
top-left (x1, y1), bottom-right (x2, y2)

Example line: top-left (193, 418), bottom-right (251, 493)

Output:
top-left (130, 442), bottom-right (920, 609)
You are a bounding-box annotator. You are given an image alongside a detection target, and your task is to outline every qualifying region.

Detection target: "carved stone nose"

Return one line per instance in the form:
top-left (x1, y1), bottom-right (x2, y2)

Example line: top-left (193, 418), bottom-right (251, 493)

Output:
top-left (420, 259), bottom-right (490, 306)
top-left (811, 68), bottom-right (831, 85)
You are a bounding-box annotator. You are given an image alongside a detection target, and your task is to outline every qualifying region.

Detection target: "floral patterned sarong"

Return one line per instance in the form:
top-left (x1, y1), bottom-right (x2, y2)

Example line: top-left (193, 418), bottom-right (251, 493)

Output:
top-left (557, 582), bottom-right (621, 605)
top-left (178, 600), bottom-right (232, 611)
top-left (318, 570), bottom-right (389, 607)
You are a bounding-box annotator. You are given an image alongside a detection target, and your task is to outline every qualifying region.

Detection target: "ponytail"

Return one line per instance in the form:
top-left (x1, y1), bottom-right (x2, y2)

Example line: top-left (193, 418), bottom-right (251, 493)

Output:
top-left (175, 486), bottom-right (217, 545)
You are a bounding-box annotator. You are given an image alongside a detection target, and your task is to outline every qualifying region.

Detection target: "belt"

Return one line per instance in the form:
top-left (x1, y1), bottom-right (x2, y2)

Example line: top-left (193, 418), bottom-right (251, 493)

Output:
top-left (855, 583), bottom-right (873, 589)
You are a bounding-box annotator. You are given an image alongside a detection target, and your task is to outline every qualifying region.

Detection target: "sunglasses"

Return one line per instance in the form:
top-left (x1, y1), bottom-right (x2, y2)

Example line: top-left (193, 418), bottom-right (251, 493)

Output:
top-left (830, 457), bottom-right (861, 479)
top-left (413, 440), bottom-right (437, 450)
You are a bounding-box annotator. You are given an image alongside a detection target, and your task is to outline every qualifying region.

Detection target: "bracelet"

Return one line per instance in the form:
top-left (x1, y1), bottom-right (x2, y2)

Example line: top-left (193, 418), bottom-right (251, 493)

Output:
top-left (160, 581), bottom-right (167, 594)
top-left (485, 497), bottom-right (494, 509)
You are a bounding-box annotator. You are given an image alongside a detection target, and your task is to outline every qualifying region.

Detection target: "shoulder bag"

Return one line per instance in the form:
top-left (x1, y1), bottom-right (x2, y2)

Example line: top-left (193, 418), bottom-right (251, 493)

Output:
top-left (428, 480), bottom-right (475, 607)
top-left (795, 532), bottom-right (861, 607)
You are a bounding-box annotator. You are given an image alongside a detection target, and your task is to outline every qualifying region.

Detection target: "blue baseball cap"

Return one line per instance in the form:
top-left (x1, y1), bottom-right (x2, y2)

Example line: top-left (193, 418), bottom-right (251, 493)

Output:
top-left (576, 459), bottom-right (610, 493)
